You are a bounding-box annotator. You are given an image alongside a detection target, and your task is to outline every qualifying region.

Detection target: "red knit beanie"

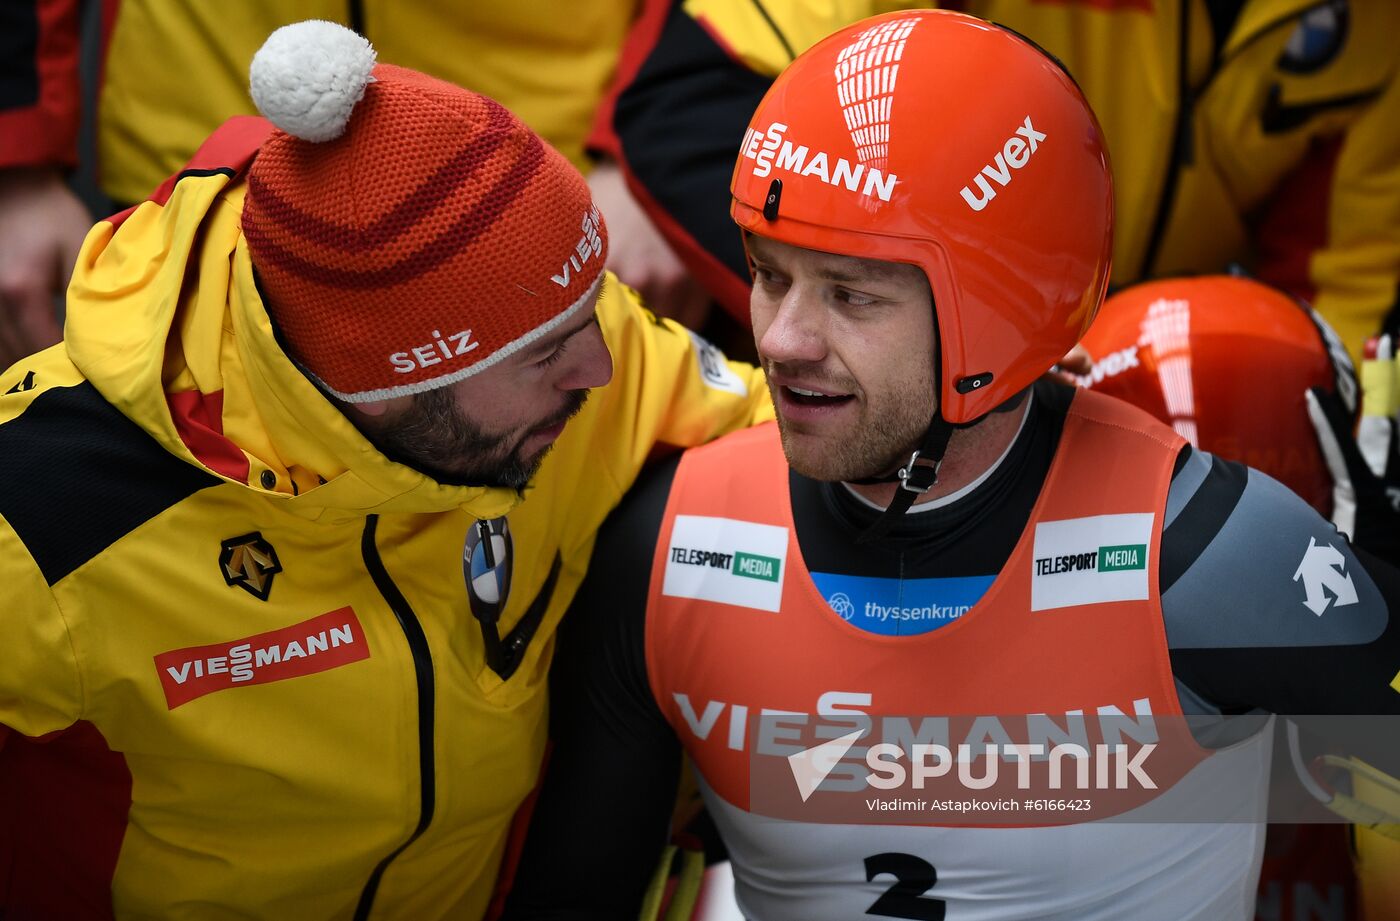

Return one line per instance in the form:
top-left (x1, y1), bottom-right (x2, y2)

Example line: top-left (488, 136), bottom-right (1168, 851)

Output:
top-left (241, 21), bottom-right (608, 402)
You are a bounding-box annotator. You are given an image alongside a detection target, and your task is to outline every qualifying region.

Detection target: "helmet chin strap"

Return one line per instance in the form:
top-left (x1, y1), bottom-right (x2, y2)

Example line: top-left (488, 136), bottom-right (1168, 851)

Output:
top-left (850, 412), bottom-right (960, 543)
top-left (849, 386), bottom-right (1029, 543)
top-left (850, 342), bottom-right (964, 544)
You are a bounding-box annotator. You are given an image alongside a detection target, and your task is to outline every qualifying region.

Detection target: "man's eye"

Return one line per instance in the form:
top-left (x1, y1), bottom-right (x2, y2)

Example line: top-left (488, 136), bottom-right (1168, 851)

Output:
top-left (837, 288), bottom-right (877, 307)
top-left (753, 266), bottom-right (786, 288)
top-left (536, 340), bottom-right (568, 368)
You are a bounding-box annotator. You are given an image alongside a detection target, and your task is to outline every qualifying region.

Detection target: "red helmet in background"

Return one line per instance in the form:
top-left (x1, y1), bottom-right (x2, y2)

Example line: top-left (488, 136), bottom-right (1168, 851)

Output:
top-left (730, 9), bottom-right (1113, 424)
top-left (1078, 275), bottom-right (1357, 516)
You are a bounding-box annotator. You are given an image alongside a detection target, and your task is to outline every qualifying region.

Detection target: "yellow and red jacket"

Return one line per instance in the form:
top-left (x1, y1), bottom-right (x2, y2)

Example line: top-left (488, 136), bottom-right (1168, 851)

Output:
top-left (0, 119), bottom-right (772, 920)
top-left (610, 0), bottom-right (1400, 363)
top-left (0, 0), bottom-right (641, 198)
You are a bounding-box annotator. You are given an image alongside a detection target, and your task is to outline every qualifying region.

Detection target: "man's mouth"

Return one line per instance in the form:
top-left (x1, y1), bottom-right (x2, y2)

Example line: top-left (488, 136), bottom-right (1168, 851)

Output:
top-left (523, 391), bottom-right (591, 447)
top-left (530, 419), bottom-right (568, 441)
top-left (781, 384), bottom-right (855, 408)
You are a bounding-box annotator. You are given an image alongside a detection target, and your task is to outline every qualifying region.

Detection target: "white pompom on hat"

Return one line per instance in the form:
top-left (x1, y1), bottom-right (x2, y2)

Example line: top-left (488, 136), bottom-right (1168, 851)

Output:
top-left (249, 20), bottom-right (377, 143)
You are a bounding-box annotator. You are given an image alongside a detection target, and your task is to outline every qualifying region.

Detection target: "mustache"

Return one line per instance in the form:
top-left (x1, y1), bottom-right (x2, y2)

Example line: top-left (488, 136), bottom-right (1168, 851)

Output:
top-left (764, 360), bottom-right (857, 393)
top-left (532, 389), bottom-right (590, 434)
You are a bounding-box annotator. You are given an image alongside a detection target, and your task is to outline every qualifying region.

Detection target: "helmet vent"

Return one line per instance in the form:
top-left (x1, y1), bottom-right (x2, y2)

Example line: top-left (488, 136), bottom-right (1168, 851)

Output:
top-left (956, 372), bottom-right (994, 393)
top-left (763, 179), bottom-right (783, 221)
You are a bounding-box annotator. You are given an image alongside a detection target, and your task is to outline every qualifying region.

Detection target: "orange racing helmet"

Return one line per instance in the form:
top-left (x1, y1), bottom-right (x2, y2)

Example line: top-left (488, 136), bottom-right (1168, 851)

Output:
top-left (729, 9), bottom-right (1113, 424)
top-left (1078, 275), bottom-right (1357, 517)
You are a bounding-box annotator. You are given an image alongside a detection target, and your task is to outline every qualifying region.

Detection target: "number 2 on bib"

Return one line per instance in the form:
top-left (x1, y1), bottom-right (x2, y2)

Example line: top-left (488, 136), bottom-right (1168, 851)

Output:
top-left (864, 853), bottom-right (945, 920)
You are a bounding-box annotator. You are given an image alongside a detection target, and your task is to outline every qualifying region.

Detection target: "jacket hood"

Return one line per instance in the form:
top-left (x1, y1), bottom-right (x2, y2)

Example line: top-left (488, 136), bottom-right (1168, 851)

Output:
top-left (63, 117), bottom-right (522, 521)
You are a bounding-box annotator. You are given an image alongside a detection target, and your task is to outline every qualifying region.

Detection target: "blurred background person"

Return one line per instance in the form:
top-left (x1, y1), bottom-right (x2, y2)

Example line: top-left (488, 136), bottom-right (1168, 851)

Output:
top-left (1077, 273), bottom-right (1400, 921)
top-left (0, 0), bottom-right (711, 370)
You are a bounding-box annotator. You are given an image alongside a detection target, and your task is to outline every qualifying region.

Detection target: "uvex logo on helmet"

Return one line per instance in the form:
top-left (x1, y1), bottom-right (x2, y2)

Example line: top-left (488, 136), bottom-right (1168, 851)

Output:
top-left (959, 116), bottom-right (1047, 212)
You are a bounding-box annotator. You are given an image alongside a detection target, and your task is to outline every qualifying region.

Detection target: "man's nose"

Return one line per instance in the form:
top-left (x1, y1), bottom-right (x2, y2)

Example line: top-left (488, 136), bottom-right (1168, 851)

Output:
top-left (556, 322), bottom-right (613, 391)
top-left (757, 288), bottom-right (827, 366)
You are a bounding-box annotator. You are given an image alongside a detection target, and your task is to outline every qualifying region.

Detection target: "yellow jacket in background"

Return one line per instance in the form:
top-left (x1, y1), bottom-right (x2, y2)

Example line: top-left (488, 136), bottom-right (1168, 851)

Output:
top-left (2, 0), bottom-right (639, 197)
top-left (966, 0), bottom-right (1400, 365)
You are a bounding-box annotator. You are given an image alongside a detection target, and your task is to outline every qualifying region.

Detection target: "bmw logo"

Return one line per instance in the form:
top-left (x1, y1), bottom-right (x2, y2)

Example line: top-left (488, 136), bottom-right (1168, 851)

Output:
top-left (464, 516), bottom-right (513, 620)
top-left (1279, 1), bottom-right (1348, 74)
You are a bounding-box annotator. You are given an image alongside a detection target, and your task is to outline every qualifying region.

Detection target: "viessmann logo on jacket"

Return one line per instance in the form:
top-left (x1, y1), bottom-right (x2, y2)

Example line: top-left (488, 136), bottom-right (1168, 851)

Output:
top-left (154, 608), bottom-right (370, 709)
top-left (1031, 514), bottom-right (1153, 612)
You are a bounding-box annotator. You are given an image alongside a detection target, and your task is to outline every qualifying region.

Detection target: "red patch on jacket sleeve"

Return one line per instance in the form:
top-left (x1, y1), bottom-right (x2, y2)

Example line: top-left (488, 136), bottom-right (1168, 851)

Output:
top-left (0, 722), bottom-right (131, 920)
top-left (1251, 137), bottom-right (1343, 305)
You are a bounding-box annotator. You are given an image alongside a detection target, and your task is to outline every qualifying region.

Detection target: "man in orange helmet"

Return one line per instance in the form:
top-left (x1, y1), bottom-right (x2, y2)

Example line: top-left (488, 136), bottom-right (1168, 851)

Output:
top-left (503, 11), bottom-right (1400, 920)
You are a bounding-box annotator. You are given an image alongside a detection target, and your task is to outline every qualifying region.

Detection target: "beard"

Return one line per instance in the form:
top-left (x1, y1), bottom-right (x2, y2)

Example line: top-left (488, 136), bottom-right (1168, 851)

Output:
top-left (363, 388), bottom-right (589, 489)
top-left (766, 359), bottom-right (935, 483)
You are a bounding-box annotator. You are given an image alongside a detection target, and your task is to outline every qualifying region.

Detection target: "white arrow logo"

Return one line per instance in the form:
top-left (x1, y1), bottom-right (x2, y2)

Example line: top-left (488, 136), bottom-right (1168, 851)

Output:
top-left (1292, 537), bottom-right (1359, 616)
top-left (788, 729), bottom-right (864, 802)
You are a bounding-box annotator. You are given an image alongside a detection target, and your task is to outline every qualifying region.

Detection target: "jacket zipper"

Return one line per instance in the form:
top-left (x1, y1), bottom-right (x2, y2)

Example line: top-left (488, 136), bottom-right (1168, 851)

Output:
top-left (348, 0), bottom-right (365, 36)
top-left (1140, 0), bottom-right (1321, 276)
top-left (354, 514), bottom-right (436, 921)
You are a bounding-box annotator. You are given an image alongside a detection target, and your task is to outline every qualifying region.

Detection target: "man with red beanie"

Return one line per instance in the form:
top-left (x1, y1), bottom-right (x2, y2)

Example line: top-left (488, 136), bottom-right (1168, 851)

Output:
top-left (0, 20), bottom-right (770, 921)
